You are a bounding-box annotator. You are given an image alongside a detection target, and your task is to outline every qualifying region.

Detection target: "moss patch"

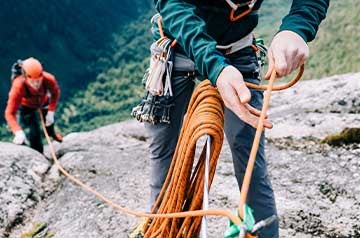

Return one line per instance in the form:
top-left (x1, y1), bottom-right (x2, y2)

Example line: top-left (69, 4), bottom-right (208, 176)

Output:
top-left (322, 128), bottom-right (360, 146)
top-left (20, 222), bottom-right (55, 238)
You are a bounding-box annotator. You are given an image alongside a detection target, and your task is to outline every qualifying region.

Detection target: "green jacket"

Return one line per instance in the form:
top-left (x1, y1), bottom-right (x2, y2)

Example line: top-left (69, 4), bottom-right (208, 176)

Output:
top-left (154, 0), bottom-right (329, 85)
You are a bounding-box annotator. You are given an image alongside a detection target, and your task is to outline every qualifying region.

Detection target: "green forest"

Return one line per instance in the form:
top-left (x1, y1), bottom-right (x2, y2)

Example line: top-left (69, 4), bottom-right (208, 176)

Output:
top-left (0, 0), bottom-right (359, 140)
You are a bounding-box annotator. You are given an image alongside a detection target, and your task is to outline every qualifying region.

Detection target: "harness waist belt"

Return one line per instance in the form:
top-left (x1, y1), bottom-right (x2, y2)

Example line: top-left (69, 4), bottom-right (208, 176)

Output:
top-left (216, 32), bottom-right (253, 55)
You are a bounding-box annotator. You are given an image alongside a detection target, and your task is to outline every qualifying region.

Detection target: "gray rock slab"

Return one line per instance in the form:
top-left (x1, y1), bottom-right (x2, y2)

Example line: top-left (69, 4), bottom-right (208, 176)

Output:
top-left (2, 73), bottom-right (360, 238)
top-left (0, 143), bottom-right (51, 237)
top-left (268, 73), bottom-right (360, 138)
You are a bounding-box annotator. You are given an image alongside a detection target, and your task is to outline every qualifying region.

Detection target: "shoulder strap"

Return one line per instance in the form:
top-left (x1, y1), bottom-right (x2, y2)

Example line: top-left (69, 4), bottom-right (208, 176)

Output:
top-left (22, 78), bottom-right (32, 98)
top-left (10, 59), bottom-right (23, 82)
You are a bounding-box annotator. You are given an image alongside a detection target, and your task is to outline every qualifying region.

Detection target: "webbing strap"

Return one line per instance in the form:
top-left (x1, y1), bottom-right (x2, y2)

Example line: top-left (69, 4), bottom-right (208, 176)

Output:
top-left (216, 32), bottom-right (254, 55)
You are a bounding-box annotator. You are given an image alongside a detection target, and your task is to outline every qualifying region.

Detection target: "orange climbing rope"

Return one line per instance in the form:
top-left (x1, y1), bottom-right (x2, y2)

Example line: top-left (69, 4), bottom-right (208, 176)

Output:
top-left (39, 66), bottom-right (303, 237)
top-left (144, 81), bottom-right (225, 237)
top-left (239, 68), bottom-right (277, 219)
top-left (245, 65), bottom-right (304, 91)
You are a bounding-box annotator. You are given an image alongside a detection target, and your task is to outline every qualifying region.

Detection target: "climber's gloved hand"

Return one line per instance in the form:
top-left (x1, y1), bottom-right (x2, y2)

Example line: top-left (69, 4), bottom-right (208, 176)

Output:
top-left (13, 130), bottom-right (27, 145)
top-left (45, 111), bottom-right (55, 126)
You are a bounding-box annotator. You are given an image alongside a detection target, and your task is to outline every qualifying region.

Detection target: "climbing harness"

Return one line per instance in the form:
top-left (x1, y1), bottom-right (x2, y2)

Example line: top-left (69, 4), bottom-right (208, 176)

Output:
top-left (216, 32), bottom-right (254, 55)
top-left (131, 12), bottom-right (262, 126)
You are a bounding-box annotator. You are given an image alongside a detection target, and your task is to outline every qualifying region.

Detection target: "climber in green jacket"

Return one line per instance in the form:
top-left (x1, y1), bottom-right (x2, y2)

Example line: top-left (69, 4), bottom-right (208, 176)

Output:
top-left (132, 0), bottom-right (329, 237)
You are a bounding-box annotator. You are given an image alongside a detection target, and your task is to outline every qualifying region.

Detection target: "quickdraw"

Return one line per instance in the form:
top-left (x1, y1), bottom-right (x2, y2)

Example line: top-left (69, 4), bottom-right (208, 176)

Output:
top-left (131, 14), bottom-right (177, 125)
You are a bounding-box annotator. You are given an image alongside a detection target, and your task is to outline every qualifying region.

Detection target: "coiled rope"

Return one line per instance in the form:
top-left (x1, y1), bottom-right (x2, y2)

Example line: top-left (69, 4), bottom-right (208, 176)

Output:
top-left (144, 80), bottom-right (225, 237)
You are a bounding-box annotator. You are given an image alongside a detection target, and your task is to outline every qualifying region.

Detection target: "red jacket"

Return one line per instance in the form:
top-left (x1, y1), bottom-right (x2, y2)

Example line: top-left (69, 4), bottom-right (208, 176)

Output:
top-left (5, 71), bottom-right (60, 133)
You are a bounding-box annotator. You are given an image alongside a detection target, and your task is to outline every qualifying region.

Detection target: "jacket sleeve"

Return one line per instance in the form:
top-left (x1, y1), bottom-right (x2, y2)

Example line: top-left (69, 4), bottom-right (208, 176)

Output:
top-left (4, 78), bottom-right (24, 133)
top-left (44, 72), bottom-right (60, 111)
top-left (279, 0), bottom-right (329, 42)
top-left (156, 0), bottom-right (230, 85)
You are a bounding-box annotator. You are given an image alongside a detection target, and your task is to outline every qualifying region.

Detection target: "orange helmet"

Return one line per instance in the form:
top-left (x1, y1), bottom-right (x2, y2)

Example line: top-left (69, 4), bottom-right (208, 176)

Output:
top-left (22, 57), bottom-right (43, 80)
